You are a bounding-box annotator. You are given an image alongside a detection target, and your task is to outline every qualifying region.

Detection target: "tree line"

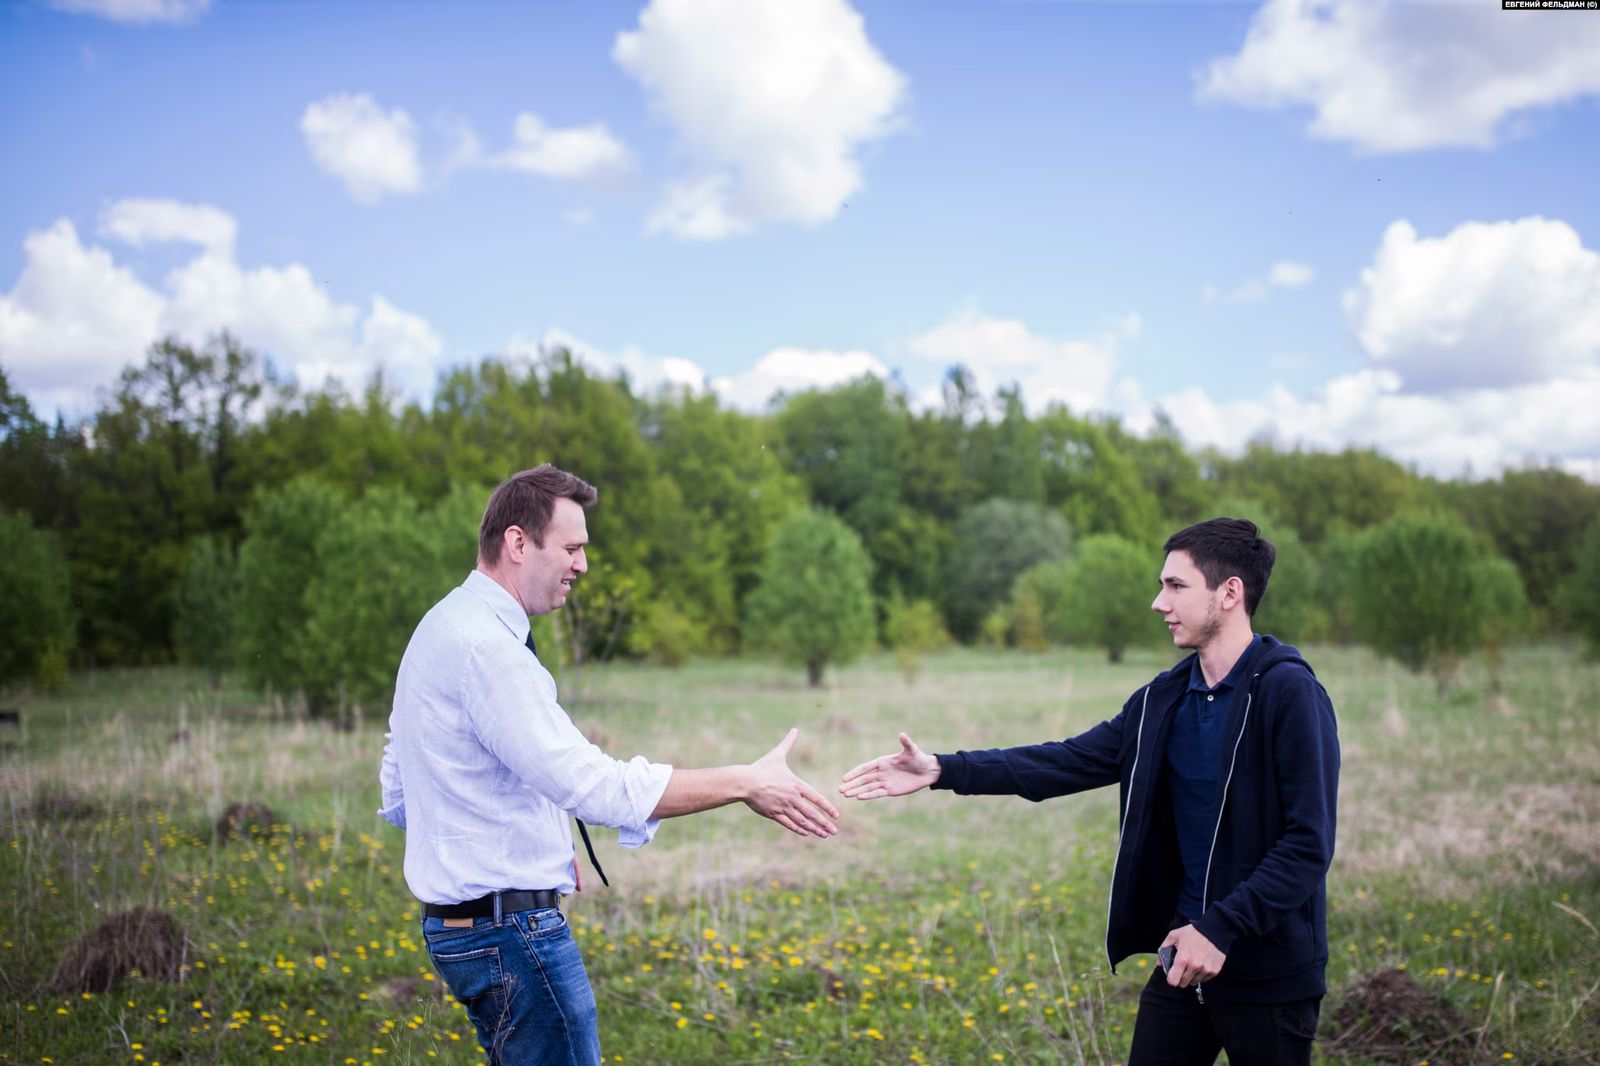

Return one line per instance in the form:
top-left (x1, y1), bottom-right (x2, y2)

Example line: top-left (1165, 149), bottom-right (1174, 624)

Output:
top-left (3, 335), bottom-right (1599, 704)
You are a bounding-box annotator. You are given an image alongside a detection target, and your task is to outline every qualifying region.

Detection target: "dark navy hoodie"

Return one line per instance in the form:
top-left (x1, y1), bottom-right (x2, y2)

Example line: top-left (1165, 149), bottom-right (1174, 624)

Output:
top-left (932, 635), bottom-right (1339, 1002)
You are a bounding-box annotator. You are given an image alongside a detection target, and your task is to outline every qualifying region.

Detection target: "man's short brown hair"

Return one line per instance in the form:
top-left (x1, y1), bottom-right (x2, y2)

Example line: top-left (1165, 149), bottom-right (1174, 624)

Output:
top-left (478, 464), bottom-right (598, 565)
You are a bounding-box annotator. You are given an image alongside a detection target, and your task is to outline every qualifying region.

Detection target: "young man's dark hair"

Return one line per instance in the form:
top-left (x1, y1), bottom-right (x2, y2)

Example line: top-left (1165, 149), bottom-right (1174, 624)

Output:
top-left (478, 464), bottom-right (598, 565)
top-left (1163, 517), bottom-right (1276, 616)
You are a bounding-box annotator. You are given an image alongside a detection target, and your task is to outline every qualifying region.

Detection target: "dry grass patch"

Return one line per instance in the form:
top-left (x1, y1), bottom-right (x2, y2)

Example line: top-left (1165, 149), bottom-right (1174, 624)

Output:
top-left (52, 907), bottom-right (187, 993)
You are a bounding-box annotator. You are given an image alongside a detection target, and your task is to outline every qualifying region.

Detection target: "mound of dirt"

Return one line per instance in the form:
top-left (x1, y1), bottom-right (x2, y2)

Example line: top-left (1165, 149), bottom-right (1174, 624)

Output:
top-left (30, 782), bottom-right (102, 821)
top-left (1327, 968), bottom-right (1483, 1064)
top-left (214, 800), bottom-right (280, 840)
top-left (53, 907), bottom-right (186, 993)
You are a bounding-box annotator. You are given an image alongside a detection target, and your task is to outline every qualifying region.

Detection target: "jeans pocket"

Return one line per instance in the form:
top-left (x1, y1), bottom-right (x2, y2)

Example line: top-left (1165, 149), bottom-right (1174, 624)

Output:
top-left (519, 907), bottom-right (568, 940)
top-left (429, 944), bottom-right (510, 1046)
top-left (1273, 998), bottom-right (1322, 1041)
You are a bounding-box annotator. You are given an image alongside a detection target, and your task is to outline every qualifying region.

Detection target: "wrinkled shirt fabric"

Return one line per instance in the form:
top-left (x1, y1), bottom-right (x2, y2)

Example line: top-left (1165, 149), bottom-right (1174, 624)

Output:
top-left (379, 569), bottom-right (672, 903)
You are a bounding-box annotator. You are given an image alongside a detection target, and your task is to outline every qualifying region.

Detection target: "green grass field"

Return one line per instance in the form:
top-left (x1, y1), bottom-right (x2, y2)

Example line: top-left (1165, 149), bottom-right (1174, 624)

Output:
top-left (3, 643), bottom-right (1597, 1064)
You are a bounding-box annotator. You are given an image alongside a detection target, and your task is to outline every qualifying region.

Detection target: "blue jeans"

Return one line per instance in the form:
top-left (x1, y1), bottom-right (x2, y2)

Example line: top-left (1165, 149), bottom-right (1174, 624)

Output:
top-left (421, 907), bottom-right (600, 1065)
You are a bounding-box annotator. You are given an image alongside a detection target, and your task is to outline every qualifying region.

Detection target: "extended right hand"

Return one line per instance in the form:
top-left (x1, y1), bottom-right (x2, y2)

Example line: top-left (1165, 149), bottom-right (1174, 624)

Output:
top-left (839, 733), bottom-right (940, 800)
top-left (744, 727), bottom-right (841, 837)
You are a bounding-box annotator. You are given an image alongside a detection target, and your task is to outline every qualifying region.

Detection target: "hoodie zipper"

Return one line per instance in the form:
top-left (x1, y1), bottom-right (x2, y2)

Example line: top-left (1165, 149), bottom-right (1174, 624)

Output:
top-left (1193, 679), bottom-right (1255, 1005)
top-left (1105, 686), bottom-right (1151, 971)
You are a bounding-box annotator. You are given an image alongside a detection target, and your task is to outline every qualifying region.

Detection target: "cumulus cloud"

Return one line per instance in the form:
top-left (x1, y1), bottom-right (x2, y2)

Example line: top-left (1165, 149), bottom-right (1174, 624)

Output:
top-left (488, 113), bottom-right (631, 180)
top-left (526, 328), bottom-right (708, 395)
top-left (1207, 259), bottom-right (1317, 304)
top-left (309, 100), bottom-right (634, 200)
top-left (1141, 368), bottom-right (1600, 479)
top-left (1139, 214), bottom-right (1600, 477)
top-left (715, 347), bottom-right (889, 410)
top-left (0, 203), bottom-right (444, 415)
top-left (0, 220), bottom-right (165, 400)
top-left (98, 198), bottom-right (236, 255)
top-left (46, 0), bottom-right (209, 24)
top-left (906, 308), bottom-right (1127, 416)
top-left (614, 0), bottom-right (907, 239)
top-left (1198, 0), bottom-right (1600, 153)
top-left (301, 93), bottom-right (423, 204)
top-left (1344, 217), bottom-right (1600, 392)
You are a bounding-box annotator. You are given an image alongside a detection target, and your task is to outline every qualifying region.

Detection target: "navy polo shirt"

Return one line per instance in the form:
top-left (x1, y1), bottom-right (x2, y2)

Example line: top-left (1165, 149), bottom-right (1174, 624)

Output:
top-left (1166, 635), bottom-right (1260, 921)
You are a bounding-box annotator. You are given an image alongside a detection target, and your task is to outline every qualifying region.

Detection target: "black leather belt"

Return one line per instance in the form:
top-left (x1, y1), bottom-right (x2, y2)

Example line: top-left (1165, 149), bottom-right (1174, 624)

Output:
top-left (422, 889), bottom-right (561, 919)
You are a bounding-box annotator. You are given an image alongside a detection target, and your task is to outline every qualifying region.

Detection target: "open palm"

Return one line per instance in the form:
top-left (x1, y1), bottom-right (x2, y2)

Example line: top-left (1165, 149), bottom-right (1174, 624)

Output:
top-left (839, 732), bottom-right (940, 800)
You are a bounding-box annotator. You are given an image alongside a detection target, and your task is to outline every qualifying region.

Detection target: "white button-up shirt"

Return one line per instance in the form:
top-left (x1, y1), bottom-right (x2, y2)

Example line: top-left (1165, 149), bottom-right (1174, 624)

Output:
top-left (378, 570), bottom-right (673, 903)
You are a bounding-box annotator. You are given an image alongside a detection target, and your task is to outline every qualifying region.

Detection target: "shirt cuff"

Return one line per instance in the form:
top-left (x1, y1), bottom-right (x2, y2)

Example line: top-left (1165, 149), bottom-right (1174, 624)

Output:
top-left (616, 759), bottom-right (673, 847)
top-left (377, 802), bottom-right (406, 829)
top-left (618, 818), bottom-right (661, 848)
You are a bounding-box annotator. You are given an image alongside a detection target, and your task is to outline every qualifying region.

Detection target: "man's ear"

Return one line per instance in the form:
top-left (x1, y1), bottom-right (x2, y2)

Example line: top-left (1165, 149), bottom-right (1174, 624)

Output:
top-left (503, 525), bottom-right (527, 562)
top-left (1222, 575), bottom-right (1246, 611)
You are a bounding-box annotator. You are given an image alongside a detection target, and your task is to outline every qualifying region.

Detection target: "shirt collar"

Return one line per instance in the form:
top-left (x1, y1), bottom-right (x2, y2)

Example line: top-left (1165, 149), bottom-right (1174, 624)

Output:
top-left (463, 569), bottom-right (531, 644)
top-left (1187, 633), bottom-right (1261, 694)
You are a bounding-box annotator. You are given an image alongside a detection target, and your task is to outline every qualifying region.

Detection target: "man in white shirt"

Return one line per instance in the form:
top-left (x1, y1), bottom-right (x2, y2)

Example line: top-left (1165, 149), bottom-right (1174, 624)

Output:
top-left (379, 464), bottom-right (839, 1064)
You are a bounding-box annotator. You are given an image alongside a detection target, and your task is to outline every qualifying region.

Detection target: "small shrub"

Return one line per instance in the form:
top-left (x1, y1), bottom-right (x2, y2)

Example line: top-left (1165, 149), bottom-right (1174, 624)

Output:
top-left (634, 603), bottom-right (705, 668)
top-left (884, 594), bottom-right (950, 682)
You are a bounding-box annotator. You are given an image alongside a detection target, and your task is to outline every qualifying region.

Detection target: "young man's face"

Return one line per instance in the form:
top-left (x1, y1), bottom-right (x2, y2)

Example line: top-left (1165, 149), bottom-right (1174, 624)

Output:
top-left (1151, 549), bottom-right (1224, 650)
top-left (516, 497), bottom-right (590, 616)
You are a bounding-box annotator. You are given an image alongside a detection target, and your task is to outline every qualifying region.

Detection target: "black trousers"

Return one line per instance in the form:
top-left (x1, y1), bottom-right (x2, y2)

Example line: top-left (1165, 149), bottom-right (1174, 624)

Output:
top-left (1127, 968), bottom-right (1321, 1066)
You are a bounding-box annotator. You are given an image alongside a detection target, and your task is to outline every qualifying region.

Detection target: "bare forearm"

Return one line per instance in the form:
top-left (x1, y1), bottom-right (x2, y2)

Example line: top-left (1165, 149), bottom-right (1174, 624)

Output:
top-left (650, 765), bottom-right (754, 819)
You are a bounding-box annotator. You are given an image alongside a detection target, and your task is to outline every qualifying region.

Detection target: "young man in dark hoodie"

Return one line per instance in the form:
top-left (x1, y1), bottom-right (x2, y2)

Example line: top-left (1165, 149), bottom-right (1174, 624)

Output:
top-left (841, 517), bottom-right (1339, 1065)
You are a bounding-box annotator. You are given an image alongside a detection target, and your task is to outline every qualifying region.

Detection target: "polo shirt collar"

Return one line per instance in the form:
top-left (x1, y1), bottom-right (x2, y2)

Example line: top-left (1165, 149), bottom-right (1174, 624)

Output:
top-left (1188, 633), bottom-right (1261, 694)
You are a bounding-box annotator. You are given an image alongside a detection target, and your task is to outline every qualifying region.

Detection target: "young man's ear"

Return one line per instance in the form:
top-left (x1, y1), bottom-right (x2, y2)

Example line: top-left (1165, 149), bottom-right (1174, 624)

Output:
top-left (1223, 575), bottom-right (1245, 610)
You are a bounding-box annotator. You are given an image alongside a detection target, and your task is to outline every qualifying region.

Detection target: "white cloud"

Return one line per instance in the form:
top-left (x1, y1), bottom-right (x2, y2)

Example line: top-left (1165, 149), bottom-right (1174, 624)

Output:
top-left (1142, 368), bottom-right (1600, 480)
top-left (530, 328), bottom-right (709, 395)
top-left (715, 347), bottom-right (888, 410)
top-left (1140, 216), bottom-right (1600, 476)
top-left (906, 308), bottom-right (1124, 416)
top-left (0, 220), bottom-right (165, 402)
top-left (300, 93), bottom-right (423, 204)
top-left (98, 198), bottom-right (236, 255)
top-left (647, 176), bottom-right (744, 240)
top-left (1344, 217), bottom-right (1600, 392)
top-left (490, 113), bottom-right (631, 180)
top-left (614, 0), bottom-right (907, 239)
top-left (1269, 260), bottom-right (1314, 288)
top-left (1198, 0), bottom-right (1600, 153)
top-left (47, 0), bottom-right (209, 24)
top-left (0, 203), bottom-right (445, 415)
top-left (1208, 259), bottom-right (1316, 304)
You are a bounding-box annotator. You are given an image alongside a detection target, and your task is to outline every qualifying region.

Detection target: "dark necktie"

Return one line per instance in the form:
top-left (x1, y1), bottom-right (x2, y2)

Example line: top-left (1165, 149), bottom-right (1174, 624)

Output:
top-left (526, 631), bottom-right (609, 888)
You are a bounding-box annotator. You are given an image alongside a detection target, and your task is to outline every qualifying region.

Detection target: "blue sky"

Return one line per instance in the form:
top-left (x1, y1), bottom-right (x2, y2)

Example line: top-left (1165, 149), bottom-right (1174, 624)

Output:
top-left (3, 0), bottom-right (1598, 479)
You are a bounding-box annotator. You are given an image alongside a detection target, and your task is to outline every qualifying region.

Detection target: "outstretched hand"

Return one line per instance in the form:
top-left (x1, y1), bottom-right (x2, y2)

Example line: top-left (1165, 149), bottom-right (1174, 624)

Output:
top-left (839, 732), bottom-right (940, 800)
top-left (744, 727), bottom-right (841, 838)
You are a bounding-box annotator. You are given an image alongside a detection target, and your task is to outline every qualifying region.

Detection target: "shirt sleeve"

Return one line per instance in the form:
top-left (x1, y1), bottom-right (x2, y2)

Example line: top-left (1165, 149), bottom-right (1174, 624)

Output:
top-left (377, 730), bottom-right (407, 829)
top-left (466, 640), bottom-right (673, 845)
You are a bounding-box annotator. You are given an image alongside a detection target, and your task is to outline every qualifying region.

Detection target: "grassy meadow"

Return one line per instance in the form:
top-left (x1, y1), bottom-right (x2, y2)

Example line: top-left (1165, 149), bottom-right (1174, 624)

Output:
top-left (2, 643), bottom-right (1598, 1065)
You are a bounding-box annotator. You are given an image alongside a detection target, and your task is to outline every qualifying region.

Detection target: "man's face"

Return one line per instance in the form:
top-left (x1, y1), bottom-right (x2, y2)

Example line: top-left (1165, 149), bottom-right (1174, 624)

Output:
top-left (1151, 550), bottom-right (1223, 651)
top-left (517, 497), bottom-right (589, 616)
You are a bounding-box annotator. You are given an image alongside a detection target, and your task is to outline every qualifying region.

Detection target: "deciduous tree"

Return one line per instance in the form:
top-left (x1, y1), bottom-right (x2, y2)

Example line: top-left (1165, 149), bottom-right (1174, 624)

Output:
top-left (745, 508), bottom-right (876, 687)
top-left (0, 509), bottom-right (74, 691)
top-left (1060, 534), bottom-right (1156, 663)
